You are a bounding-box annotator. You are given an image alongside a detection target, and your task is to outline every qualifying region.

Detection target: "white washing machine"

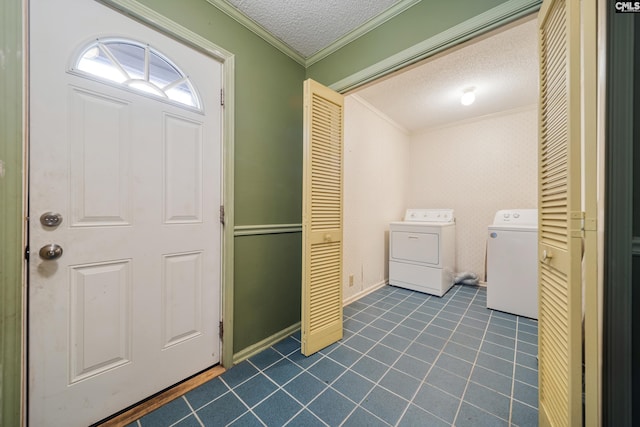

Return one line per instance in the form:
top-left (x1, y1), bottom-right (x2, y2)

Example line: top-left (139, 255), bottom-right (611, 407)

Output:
top-left (389, 209), bottom-right (456, 297)
top-left (486, 209), bottom-right (538, 319)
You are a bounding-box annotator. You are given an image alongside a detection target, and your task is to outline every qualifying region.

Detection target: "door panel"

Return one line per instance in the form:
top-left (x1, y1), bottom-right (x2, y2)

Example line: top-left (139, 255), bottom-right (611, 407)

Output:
top-left (29, 0), bottom-right (222, 425)
top-left (301, 79), bottom-right (344, 356)
top-left (69, 88), bottom-right (133, 225)
top-left (69, 260), bottom-right (132, 382)
top-left (537, 0), bottom-right (583, 425)
top-left (162, 251), bottom-right (204, 347)
top-left (163, 114), bottom-right (204, 223)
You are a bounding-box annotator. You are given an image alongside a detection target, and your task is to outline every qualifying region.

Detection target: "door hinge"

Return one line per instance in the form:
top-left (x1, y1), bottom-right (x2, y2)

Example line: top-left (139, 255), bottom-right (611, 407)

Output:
top-left (570, 211), bottom-right (585, 238)
top-left (220, 205), bottom-right (225, 225)
top-left (25, 246), bottom-right (30, 261)
top-left (220, 89), bottom-right (224, 107)
top-left (219, 320), bottom-right (224, 340)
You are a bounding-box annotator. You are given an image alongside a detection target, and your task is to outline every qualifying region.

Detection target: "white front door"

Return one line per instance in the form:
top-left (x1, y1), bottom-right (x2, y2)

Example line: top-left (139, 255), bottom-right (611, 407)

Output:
top-left (29, 0), bottom-right (223, 425)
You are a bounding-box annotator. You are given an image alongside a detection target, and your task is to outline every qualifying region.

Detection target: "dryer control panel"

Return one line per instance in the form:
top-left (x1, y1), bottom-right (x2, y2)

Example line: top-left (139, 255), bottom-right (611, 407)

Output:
top-left (404, 209), bottom-right (455, 223)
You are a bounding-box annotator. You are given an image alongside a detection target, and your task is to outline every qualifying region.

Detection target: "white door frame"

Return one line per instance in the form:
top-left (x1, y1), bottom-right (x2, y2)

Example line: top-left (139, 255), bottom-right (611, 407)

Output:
top-left (93, 0), bottom-right (236, 369)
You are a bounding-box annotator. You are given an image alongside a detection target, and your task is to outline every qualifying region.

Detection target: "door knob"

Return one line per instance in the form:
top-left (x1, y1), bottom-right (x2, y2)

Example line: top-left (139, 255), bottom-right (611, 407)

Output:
top-left (40, 212), bottom-right (63, 227)
top-left (39, 244), bottom-right (63, 260)
top-left (541, 249), bottom-right (552, 262)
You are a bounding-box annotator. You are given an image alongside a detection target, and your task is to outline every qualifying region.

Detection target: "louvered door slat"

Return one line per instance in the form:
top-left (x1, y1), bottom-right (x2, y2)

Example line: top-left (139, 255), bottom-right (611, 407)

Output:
top-left (537, 0), bottom-right (582, 425)
top-left (302, 79), bottom-right (344, 356)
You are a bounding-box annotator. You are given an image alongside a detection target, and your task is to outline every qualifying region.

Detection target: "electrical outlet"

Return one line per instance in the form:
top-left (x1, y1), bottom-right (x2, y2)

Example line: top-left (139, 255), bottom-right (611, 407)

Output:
top-left (349, 274), bottom-right (354, 287)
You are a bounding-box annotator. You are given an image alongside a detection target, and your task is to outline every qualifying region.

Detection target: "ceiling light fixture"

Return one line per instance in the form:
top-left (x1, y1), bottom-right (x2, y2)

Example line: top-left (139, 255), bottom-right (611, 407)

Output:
top-left (461, 87), bottom-right (476, 106)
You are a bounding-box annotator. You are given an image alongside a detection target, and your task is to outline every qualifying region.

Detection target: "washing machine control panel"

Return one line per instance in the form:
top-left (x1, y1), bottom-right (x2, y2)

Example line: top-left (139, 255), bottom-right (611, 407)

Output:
top-left (492, 209), bottom-right (537, 226)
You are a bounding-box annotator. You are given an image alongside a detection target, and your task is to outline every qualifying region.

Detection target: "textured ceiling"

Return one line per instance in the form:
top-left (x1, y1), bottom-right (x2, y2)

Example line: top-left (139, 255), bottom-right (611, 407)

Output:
top-left (224, 0), bottom-right (401, 57)
top-left (216, 2), bottom-right (538, 131)
top-left (353, 18), bottom-right (539, 132)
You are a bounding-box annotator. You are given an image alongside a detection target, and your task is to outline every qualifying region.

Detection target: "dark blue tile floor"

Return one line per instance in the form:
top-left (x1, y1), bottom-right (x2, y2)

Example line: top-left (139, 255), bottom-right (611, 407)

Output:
top-left (129, 285), bottom-right (538, 426)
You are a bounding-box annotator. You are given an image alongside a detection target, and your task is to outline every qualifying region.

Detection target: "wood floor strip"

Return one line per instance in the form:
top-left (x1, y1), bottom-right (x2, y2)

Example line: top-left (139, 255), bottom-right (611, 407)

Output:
top-left (97, 365), bottom-right (226, 426)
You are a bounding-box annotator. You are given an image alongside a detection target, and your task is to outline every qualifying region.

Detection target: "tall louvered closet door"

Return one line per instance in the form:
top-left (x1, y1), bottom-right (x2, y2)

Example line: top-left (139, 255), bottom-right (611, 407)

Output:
top-left (538, 0), bottom-right (583, 425)
top-left (301, 79), bottom-right (344, 356)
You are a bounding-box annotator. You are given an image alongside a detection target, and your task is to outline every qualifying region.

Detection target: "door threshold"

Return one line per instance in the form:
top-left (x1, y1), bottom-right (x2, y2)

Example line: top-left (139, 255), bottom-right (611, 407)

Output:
top-left (95, 364), bottom-right (226, 426)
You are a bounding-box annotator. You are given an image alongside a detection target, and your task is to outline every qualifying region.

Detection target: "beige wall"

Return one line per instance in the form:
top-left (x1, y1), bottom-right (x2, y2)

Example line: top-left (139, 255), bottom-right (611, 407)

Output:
top-left (342, 95), bottom-right (410, 302)
top-left (408, 106), bottom-right (538, 278)
top-left (342, 100), bottom-right (538, 301)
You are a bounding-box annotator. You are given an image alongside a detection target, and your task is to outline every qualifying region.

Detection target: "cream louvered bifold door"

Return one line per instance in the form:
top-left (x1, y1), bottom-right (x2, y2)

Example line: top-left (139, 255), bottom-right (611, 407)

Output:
top-left (301, 79), bottom-right (344, 356)
top-left (537, 0), bottom-right (583, 425)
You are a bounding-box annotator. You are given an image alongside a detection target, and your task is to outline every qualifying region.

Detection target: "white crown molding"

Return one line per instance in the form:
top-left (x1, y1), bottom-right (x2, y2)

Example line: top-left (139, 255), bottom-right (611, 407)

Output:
top-left (330, 0), bottom-right (542, 93)
top-left (305, 0), bottom-right (422, 66)
top-left (411, 103), bottom-right (537, 135)
top-left (206, 0), bottom-right (306, 66)
top-left (207, 0), bottom-right (421, 67)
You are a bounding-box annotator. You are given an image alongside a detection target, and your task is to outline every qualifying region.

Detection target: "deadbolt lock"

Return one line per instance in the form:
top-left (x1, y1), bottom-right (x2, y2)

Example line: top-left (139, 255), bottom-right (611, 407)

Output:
top-left (40, 212), bottom-right (63, 227)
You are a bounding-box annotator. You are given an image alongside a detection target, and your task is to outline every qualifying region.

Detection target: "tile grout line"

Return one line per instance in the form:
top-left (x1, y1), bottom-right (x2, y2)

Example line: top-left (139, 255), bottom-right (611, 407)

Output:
top-left (247, 335), bottom-right (358, 425)
top-left (331, 288), bottom-right (433, 426)
top-left (341, 292), bottom-right (446, 425)
top-left (240, 357), bottom-right (315, 426)
top-left (277, 288), bottom-right (420, 426)
top-left (184, 373), bottom-right (262, 426)
top-left (180, 395), bottom-right (205, 427)
top-left (341, 291), bottom-right (444, 425)
top-left (509, 316), bottom-right (520, 426)
top-left (228, 325), bottom-right (384, 426)
top-left (393, 285), bottom-right (481, 426)
top-left (450, 288), bottom-right (497, 426)
top-left (250, 352), bottom-right (334, 427)
top-left (324, 286), bottom-right (465, 426)
top-left (220, 374), bottom-right (269, 426)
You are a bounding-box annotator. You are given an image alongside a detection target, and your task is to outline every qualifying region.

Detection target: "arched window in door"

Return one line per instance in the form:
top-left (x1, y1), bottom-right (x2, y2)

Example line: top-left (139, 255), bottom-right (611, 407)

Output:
top-left (72, 38), bottom-right (201, 110)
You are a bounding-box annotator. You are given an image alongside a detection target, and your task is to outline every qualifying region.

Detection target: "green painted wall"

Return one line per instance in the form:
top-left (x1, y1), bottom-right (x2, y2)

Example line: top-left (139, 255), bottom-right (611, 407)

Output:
top-left (135, 0), bottom-right (306, 355)
top-left (0, 0), bottom-right (23, 425)
top-left (234, 233), bottom-right (302, 352)
top-left (306, 0), bottom-right (509, 86)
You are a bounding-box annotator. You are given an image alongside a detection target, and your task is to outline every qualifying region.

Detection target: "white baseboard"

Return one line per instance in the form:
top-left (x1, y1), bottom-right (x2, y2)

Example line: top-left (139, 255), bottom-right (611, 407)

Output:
top-left (343, 280), bottom-right (388, 306)
top-left (232, 322), bottom-right (301, 365)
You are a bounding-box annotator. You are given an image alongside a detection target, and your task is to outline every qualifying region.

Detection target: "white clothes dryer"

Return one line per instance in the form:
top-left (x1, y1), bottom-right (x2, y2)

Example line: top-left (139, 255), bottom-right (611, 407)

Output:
top-left (389, 209), bottom-right (456, 297)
